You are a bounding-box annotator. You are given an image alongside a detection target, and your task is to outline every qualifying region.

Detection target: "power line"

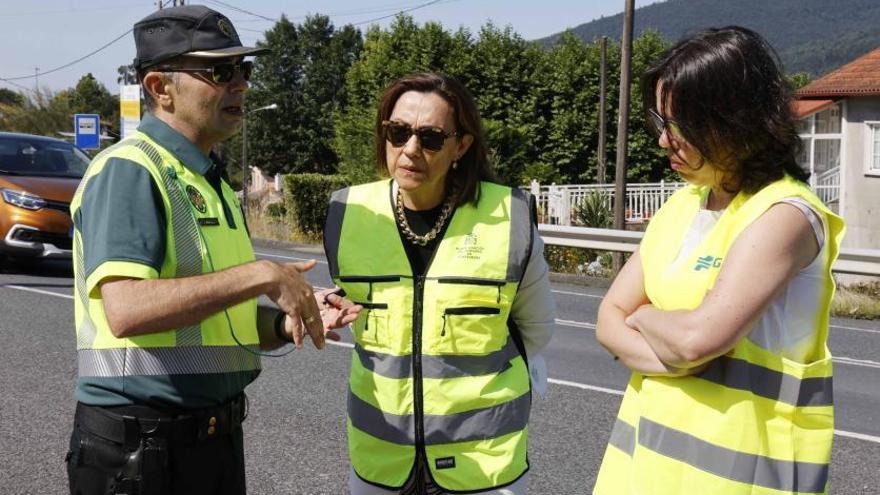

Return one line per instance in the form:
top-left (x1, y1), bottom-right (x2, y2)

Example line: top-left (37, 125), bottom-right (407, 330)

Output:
top-left (0, 0), bottom-right (174, 84)
top-left (206, 0), bottom-right (276, 22)
top-left (0, 77), bottom-right (35, 94)
top-left (351, 0), bottom-right (447, 26)
top-left (0, 29), bottom-right (132, 82)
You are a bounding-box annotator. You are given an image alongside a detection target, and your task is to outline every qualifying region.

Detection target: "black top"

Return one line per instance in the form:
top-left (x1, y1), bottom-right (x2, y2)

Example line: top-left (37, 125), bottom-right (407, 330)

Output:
top-left (398, 202), bottom-right (453, 276)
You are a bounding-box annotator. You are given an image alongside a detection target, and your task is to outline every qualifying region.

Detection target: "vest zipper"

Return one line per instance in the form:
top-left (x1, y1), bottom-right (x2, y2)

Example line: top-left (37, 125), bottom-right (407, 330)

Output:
top-left (412, 275), bottom-right (427, 483)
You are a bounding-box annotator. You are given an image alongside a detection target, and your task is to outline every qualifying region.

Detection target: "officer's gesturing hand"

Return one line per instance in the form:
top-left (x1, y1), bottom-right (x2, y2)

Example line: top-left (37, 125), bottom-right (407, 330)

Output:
top-left (265, 260), bottom-right (325, 348)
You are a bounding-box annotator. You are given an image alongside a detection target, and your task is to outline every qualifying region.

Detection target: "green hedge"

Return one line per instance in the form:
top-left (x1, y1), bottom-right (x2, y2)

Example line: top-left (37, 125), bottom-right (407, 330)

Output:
top-left (282, 174), bottom-right (350, 237)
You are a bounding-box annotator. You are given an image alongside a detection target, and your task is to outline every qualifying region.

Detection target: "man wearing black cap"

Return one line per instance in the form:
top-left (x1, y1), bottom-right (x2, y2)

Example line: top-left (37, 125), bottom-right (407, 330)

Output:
top-left (65, 5), bottom-right (360, 494)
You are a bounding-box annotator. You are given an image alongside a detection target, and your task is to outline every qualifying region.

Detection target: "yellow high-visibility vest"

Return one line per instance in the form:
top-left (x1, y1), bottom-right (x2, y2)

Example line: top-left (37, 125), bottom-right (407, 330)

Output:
top-left (324, 180), bottom-right (534, 492)
top-left (70, 133), bottom-right (260, 388)
top-left (594, 175), bottom-right (845, 495)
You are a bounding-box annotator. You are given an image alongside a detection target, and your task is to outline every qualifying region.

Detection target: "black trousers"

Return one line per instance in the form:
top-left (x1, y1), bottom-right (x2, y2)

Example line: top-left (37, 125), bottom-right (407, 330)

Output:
top-left (66, 399), bottom-right (247, 495)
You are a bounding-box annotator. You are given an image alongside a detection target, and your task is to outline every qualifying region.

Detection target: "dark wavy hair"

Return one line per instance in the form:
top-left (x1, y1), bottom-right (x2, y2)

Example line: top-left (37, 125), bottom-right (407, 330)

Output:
top-left (642, 26), bottom-right (808, 194)
top-left (375, 72), bottom-right (496, 206)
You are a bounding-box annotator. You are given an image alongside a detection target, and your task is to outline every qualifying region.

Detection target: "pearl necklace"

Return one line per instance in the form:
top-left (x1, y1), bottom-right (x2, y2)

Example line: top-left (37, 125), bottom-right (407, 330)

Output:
top-left (395, 188), bottom-right (456, 246)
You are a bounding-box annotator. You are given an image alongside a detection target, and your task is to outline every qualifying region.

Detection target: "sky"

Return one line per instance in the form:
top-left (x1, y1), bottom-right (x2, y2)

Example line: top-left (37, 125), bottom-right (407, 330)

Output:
top-left (0, 0), bottom-right (658, 95)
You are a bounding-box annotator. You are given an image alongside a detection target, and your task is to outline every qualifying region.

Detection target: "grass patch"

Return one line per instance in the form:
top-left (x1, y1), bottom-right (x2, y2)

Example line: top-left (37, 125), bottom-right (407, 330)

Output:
top-left (832, 281), bottom-right (880, 320)
top-left (246, 208), bottom-right (318, 245)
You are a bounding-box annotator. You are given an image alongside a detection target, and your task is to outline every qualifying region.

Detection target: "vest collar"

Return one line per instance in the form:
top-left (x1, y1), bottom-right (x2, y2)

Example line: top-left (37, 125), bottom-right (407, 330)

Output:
top-left (137, 113), bottom-right (215, 176)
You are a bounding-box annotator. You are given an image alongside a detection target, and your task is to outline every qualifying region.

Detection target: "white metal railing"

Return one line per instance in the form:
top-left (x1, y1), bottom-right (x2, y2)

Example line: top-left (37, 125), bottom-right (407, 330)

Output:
top-left (813, 166), bottom-right (840, 204)
top-left (531, 172), bottom-right (842, 226)
top-left (538, 224), bottom-right (880, 277)
top-left (529, 180), bottom-right (686, 226)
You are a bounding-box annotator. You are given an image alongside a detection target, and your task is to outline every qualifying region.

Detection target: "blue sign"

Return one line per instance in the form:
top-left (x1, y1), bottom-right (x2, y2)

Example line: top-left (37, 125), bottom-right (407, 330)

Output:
top-left (74, 114), bottom-right (100, 149)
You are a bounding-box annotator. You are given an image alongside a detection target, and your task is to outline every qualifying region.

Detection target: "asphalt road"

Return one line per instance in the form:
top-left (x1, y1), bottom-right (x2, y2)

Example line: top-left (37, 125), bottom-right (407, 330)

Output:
top-left (1, 245), bottom-right (879, 494)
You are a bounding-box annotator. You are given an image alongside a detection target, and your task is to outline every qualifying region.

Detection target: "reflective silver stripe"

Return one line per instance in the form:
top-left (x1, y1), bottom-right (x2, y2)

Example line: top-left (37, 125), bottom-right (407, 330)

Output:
top-left (354, 338), bottom-right (520, 379)
top-left (324, 188), bottom-right (349, 279)
top-left (354, 345), bottom-right (411, 379)
top-left (74, 228), bottom-right (98, 349)
top-left (74, 139), bottom-right (139, 350)
top-left (348, 390), bottom-right (530, 446)
top-left (608, 418), bottom-right (636, 456)
top-left (78, 346), bottom-right (261, 377)
top-left (507, 187), bottom-right (532, 282)
top-left (133, 140), bottom-right (204, 346)
top-left (424, 392), bottom-right (530, 444)
top-left (697, 356), bottom-right (833, 407)
top-left (638, 417), bottom-right (829, 494)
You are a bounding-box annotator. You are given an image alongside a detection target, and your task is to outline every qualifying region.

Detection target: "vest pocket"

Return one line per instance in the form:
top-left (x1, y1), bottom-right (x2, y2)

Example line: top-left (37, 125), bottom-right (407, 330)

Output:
top-left (352, 302), bottom-right (389, 347)
top-left (435, 305), bottom-right (504, 355)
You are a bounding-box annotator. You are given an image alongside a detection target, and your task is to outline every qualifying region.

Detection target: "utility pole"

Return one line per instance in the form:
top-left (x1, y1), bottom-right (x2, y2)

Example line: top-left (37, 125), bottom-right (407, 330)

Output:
top-left (34, 67), bottom-right (39, 92)
top-left (597, 36), bottom-right (608, 185)
top-left (613, 0), bottom-right (635, 273)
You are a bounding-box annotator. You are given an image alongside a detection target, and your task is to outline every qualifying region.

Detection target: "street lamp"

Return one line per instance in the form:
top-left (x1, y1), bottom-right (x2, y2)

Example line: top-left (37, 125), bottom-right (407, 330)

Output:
top-left (241, 102), bottom-right (278, 219)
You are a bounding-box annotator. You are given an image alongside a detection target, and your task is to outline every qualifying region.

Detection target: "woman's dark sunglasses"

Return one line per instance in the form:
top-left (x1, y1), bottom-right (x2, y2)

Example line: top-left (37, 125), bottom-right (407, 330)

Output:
top-left (155, 61), bottom-right (253, 84)
top-left (647, 108), bottom-right (686, 141)
top-left (382, 120), bottom-right (458, 152)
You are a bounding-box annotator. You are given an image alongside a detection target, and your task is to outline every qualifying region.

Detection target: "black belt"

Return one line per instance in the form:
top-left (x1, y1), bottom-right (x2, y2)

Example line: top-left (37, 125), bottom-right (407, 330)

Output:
top-left (75, 394), bottom-right (247, 449)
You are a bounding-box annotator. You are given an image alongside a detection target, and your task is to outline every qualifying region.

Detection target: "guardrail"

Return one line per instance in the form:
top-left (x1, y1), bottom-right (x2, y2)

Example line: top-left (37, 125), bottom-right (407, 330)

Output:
top-left (538, 224), bottom-right (880, 277)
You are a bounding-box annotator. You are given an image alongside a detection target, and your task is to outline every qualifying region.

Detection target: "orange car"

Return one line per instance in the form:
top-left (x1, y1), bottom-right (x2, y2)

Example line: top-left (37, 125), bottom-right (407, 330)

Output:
top-left (0, 131), bottom-right (90, 262)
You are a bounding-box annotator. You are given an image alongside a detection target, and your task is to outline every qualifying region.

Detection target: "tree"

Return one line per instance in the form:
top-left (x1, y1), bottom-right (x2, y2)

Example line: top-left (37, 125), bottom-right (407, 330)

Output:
top-left (333, 16), bottom-right (460, 182)
top-left (247, 15), bottom-right (362, 176)
top-left (0, 88), bottom-right (24, 107)
top-left (70, 73), bottom-right (120, 140)
top-left (117, 64), bottom-right (138, 85)
top-left (0, 87), bottom-right (76, 137)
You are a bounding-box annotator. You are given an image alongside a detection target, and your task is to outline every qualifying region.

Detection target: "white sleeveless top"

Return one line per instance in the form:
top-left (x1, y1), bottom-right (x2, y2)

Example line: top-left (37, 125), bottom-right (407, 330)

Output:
top-left (669, 193), bottom-right (828, 363)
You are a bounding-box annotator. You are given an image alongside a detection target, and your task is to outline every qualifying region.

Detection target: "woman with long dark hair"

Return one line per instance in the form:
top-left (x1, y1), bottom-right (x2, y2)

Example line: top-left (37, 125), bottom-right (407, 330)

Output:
top-left (594, 27), bottom-right (844, 494)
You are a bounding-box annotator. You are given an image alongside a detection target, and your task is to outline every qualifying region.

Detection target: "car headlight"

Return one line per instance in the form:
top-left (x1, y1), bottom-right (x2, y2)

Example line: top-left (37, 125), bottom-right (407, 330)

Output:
top-left (1, 188), bottom-right (47, 210)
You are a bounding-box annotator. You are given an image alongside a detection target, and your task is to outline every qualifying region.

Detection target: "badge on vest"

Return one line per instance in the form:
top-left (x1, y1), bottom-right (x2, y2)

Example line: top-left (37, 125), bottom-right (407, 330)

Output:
top-left (455, 233), bottom-right (484, 260)
top-left (435, 457), bottom-right (456, 470)
top-left (186, 185), bottom-right (207, 214)
top-left (694, 255), bottom-right (723, 271)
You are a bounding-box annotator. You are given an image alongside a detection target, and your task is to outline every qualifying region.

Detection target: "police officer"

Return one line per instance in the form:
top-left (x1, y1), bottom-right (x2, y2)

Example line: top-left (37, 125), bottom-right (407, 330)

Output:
top-left (65, 5), bottom-right (360, 494)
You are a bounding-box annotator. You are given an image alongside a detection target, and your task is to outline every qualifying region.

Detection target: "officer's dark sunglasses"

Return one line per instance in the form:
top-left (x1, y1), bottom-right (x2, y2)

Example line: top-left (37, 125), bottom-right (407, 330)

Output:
top-left (646, 108), bottom-right (686, 141)
top-left (382, 120), bottom-right (458, 152)
top-left (155, 61), bottom-right (253, 84)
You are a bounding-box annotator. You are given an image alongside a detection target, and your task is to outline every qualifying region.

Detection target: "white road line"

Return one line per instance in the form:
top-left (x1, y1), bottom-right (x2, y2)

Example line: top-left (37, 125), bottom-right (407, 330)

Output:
top-left (254, 251), bottom-right (328, 265)
top-left (2, 285), bottom-right (74, 299)
top-left (556, 319), bottom-right (596, 329)
top-left (834, 429), bottom-right (880, 443)
top-left (833, 356), bottom-right (880, 369)
top-left (326, 341), bottom-right (880, 444)
top-left (830, 324), bottom-right (880, 335)
top-left (547, 378), bottom-right (624, 396)
top-left (552, 289), bottom-right (604, 299)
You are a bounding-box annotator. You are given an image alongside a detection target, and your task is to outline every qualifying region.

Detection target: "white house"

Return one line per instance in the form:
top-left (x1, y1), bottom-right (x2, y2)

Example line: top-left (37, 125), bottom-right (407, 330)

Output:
top-left (795, 48), bottom-right (880, 250)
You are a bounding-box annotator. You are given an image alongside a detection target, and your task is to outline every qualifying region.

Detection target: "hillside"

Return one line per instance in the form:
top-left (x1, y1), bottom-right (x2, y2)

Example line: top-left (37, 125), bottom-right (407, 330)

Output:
top-left (539, 0), bottom-right (880, 77)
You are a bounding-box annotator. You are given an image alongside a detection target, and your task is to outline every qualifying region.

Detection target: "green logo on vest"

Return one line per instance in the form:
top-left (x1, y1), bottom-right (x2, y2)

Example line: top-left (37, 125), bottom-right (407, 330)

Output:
top-left (186, 185), bottom-right (207, 214)
top-left (694, 255), bottom-right (723, 271)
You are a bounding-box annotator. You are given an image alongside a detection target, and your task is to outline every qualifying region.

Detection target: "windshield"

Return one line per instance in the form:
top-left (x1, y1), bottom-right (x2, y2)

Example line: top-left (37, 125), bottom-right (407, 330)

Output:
top-left (0, 136), bottom-right (90, 178)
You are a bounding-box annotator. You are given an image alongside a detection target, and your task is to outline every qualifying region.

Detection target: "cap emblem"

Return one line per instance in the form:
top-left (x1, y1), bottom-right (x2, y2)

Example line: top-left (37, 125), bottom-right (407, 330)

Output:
top-left (217, 18), bottom-right (235, 39)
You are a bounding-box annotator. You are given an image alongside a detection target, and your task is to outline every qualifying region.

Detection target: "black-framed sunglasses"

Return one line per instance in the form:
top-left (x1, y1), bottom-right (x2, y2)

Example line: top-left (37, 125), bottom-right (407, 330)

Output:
top-left (155, 60), bottom-right (253, 84)
top-left (382, 120), bottom-right (458, 152)
top-left (646, 108), bottom-right (686, 141)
